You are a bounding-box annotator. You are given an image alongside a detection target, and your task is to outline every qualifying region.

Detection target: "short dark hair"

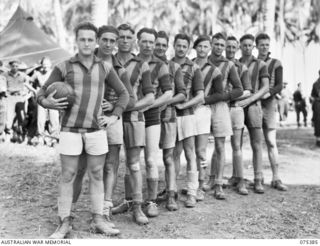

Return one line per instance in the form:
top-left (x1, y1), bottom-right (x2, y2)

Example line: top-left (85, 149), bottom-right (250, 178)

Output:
top-left (212, 32), bottom-right (227, 42)
top-left (193, 35), bottom-right (211, 49)
top-left (137, 27), bottom-right (157, 40)
top-left (255, 33), bottom-right (270, 46)
top-left (240, 34), bottom-right (255, 43)
top-left (117, 23), bottom-right (135, 34)
top-left (74, 21), bottom-right (98, 38)
top-left (40, 56), bottom-right (51, 65)
top-left (174, 33), bottom-right (191, 46)
top-left (98, 25), bottom-right (119, 38)
top-left (9, 60), bottom-right (20, 66)
top-left (157, 30), bottom-right (169, 43)
top-left (227, 36), bottom-right (238, 43)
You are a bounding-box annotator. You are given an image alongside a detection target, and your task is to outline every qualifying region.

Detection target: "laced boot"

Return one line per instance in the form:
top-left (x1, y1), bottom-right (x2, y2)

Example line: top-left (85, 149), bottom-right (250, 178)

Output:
top-left (111, 199), bottom-right (133, 215)
top-left (145, 200), bottom-right (159, 217)
top-left (185, 194), bottom-right (197, 208)
top-left (90, 214), bottom-right (120, 236)
top-left (254, 179), bottom-right (265, 194)
top-left (213, 184), bottom-right (226, 200)
top-left (271, 180), bottom-right (288, 191)
top-left (202, 175), bottom-right (215, 191)
top-left (166, 191), bottom-right (178, 211)
top-left (237, 179), bottom-right (248, 195)
top-left (49, 216), bottom-right (73, 239)
top-left (132, 202), bottom-right (149, 225)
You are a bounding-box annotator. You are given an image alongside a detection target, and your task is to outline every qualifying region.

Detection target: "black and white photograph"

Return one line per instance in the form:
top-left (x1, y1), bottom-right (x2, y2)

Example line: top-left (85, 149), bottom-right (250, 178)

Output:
top-left (0, 0), bottom-right (319, 243)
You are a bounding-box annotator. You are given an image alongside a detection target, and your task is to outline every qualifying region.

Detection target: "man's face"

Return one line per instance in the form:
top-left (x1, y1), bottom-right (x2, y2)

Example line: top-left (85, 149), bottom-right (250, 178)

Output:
top-left (226, 40), bottom-right (238, 59)
top-left (76, 29), bottom-right (97, 57)
top-left (154, 37), bottom-right (168, 57)
top-left (256, 38), bottom-right (270, 57)
top-left (10, 62), bottom-right (19, 74)
top-left (211, 38), bottom-right (226, 57)
top-left (174, 39), bottom-right (189, 59)
top-left (118, 29), bottom-right (135, 53)
top-left (138, 32), bottom-right (156, 56)
top-left (42, 59), bottom-right (52, 71)
top-left (196, 40), bottom-right (211, 59)
top-left (98, 32), bottom-right (118, 56)
top-left (240, 39), bottom-right (254, 57)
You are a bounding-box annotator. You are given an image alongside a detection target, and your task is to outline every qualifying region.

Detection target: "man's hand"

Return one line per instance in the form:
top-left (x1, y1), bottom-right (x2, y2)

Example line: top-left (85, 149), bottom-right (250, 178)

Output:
top-left (98, 115), bottom-right (118, 128)
top-left (102, 99), bottom-right (114, 112)
top-left (262, 92), bottom-right (271, 99)
top-left (175, 103), bottom-right (185, 110)
top-left (236, 97), bottom-right (252, 108)
top-left (42, 90), bottom-right (69, 110)
top-left (139, 105), bottom-right (151, 113)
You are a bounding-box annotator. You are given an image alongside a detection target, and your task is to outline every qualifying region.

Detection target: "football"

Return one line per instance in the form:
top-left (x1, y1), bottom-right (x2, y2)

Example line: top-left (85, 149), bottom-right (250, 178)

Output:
top-left (45, 82), bottom-right (75, 109)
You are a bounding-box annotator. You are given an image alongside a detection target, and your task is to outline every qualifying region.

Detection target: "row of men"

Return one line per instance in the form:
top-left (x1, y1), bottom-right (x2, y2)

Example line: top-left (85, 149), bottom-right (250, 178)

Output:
top-left (0, 58), bottom-right (60, 146)
top-left (37, 22), bottom-right (287, 238)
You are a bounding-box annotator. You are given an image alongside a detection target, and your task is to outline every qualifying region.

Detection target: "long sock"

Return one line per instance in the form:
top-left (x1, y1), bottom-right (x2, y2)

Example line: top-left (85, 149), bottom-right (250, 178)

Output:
top-left (58, 196), bottom-right (72, 220)
top-left (90, 193), bottom-right (104, 215)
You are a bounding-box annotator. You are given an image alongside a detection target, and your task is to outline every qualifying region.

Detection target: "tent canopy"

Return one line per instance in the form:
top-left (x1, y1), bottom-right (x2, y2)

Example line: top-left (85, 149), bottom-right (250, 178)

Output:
top-left (0, 6), bottom-right (71, 66)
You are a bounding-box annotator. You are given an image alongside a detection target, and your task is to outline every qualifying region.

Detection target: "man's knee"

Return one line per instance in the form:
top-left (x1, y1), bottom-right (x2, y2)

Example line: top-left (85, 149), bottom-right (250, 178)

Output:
top-left (89, 165), bottom-right (103, 181)
top-left (232, 141), bottom-right (241, 152)
top-left (163, 150), bottom-right (174, 166)
top-left (62, 168), bottom-right (77, 183)
top-left (128, 162), bottom-right (140, 173)
top-left (103, 161), bottom-right (114, 174)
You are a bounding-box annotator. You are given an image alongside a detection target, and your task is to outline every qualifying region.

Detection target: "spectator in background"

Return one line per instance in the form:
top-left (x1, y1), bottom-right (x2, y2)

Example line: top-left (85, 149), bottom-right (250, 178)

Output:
top-left (277, 82), bottom-right (291, 126)
top-left (0, 60), bottom-right (7, 142)
top-left (3, 60), bottom-right (30, 141)
top-left (31, 57), bottom-right (59, 146)
top-left (293, 83), bottom-right (307, 127)
top-left (310, 70), bottom-right (320, 147)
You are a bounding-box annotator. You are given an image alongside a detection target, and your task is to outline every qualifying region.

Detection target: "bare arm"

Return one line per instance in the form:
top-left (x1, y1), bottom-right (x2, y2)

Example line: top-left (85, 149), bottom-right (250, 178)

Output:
top-left (176, 90), bottom-right (204, 110)
top-left (237, 77), bottom-right (269, 108)
top-left (167, 93), bottom-right (186, 105)
top-left (129, 93), bottom-right (155, 111)
top-left (234, 90), bottom-right (251, 101)
top-left (149, 90), bottom-right (173, 109)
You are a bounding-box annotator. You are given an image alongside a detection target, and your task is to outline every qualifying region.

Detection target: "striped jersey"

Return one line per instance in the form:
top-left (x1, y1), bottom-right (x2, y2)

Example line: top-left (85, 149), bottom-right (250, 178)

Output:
top-left (158, 57), bottom-right (186, 123)
top-left (114, 53), bottom-right (154, 122)
top-left (38, 54), bottom-right (129, 133)
top-left (258, 53), bottom-right (283, 96)
top-left (232, 59), bottom-right (252, 91)
top-left (208, 55), bottom-right (243, 101)
top-left (103, 55), bottom-right (135, 115)
top-left (239, 55), bottom-right (269, 93)
top-left (192, 58), bottom-right (224, 105)
top-left (139, 54), bottom-right (172, 126)
top-left (171, 57), bottom-right (204, 116)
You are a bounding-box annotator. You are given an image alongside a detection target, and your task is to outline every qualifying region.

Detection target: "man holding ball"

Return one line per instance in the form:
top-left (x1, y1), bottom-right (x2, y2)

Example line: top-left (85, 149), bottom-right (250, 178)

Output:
top-left (37, 22), bottom-right (129, 238)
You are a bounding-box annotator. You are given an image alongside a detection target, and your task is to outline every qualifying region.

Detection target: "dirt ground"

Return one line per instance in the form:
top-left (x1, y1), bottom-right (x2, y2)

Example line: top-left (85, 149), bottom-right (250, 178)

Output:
top-left (0, 125), bottom-right (319, 239)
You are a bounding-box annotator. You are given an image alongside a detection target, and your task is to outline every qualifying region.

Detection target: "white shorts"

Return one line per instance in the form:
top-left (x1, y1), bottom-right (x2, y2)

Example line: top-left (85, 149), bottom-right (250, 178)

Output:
top-left (194, 105), bottom-right (211, 135)
top-left (177, 114), bottom-right (197, 141)
top-left (58, 130), bottom-right (108, 156)
top-left (106, 117), bottom-right (123, 145)
top-left (211, 102), bottom-right (233, 137)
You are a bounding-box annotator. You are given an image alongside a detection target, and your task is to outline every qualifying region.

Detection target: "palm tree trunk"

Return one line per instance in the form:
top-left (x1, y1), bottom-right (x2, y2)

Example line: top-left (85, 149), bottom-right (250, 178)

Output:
top-left (211, 0), bottom-right (221, 34)
top-left (92, 0), bottom-right (108, 27)
top-left (262, 0), bottom-right (276, 54)
top-left (53, 0), bottom-right (67, 49)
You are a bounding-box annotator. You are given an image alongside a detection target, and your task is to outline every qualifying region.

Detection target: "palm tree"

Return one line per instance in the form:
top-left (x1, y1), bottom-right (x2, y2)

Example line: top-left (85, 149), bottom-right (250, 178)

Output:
top-left (92, 0), bottom-right (108, 27)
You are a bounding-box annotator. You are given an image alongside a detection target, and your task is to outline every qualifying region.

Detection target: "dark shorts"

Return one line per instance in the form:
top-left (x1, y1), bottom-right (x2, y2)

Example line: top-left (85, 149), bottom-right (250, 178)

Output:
top-left (244, 102), bottom-right (263, 129)
top-left (123, 121), bottom-right (145, 149)
top-left (261, 97), bottom-right (277, 129)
